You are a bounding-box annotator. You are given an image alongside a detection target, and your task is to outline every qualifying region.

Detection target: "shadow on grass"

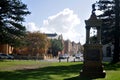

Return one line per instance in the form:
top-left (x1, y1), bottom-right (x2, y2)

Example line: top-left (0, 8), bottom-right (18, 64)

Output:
top-left (0, 62), bottom-right (120, 80)
top-left (0, 62), bottom-right (83, 80)
top-left (103, 62), bottom-right (120, 70)
top-left (0, 60), bottom-right (9, 62)
top-left (64, 76), bottom-right (93, 80)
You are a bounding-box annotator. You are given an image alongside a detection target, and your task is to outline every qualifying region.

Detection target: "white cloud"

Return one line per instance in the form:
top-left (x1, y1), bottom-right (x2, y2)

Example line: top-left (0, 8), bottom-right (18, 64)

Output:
top-left (26, 22), bottom-right (40, 32)
top-left (40, 8), bottom-right (86, 44)
top-left (25, 8), bottom-right (86, 45)
top-left (41, 8), bottom-right (80, 32)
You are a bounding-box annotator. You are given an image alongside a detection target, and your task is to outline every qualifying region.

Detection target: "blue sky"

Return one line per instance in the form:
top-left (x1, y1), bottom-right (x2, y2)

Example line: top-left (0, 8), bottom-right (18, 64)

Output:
top-left (22, 0), bottom-right (98, 45)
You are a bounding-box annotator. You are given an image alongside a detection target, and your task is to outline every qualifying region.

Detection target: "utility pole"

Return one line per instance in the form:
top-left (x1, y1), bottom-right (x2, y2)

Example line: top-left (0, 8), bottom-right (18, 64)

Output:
top-left (113, 0), bottom-right (120, 63)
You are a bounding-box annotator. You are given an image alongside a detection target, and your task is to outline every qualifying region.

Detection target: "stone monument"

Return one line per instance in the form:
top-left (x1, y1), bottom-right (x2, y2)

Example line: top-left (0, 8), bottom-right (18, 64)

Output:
top-left (80, 4), bottom-right (106, 78)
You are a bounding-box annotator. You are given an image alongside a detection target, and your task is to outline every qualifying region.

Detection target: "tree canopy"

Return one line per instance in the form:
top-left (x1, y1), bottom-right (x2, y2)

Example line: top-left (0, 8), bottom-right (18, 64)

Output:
top-left (0, 0), bottom-right (30, 46)
top-left (50, 39), bottom-right (64, 56)
top-left (24, 32), bottom-right (50, 55)
top-left (95, 0), bottom-right (120, 63)
top-left (95, 0), bottom-right (115, 44)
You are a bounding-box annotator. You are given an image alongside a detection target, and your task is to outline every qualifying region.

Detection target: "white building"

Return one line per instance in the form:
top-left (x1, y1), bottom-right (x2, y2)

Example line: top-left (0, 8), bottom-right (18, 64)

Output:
top-left (102, 43), bottom-right (114, 57)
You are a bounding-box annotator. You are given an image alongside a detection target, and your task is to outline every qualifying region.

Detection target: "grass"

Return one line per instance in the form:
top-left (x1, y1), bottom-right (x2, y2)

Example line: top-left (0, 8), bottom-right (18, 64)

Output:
top-left (0, 60), bottom-right (50, 71)
top-left (0, 60), bottom-right (120, 80)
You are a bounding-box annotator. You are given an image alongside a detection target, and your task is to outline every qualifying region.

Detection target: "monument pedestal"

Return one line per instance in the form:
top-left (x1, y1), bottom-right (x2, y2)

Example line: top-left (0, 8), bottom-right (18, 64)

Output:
top-left (80, 10), bottom-right (106, 79)
top-left (80, 44), bottom-right (106, 78)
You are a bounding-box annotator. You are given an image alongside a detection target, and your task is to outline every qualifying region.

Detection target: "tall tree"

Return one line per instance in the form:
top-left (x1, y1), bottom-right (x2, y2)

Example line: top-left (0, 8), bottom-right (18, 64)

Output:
top-left (51, 39), bottom-right (64, 56)
top-left (113, 0), bottom-right (120, 63)
top-left (95, 0), bottom-right (120, 63)
top-left (24, 32), bottom-right (50, 56)
top-left (96, 0), bottom-right (114, 44)
top-left (0, 0), bottom-right (30, 46)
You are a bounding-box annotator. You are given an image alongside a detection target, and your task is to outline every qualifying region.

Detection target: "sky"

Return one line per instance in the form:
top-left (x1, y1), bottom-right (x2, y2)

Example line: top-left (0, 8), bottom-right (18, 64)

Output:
top-left (21, 0), bottom-right (98, 45)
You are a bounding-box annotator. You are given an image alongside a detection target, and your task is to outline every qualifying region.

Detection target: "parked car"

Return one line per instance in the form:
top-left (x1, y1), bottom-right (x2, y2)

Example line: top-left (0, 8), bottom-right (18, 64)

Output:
top-left (75, 53), bottom-right (81, 59)
top-left (59, 54), bottom-right (69, 59)
top-left (73, 53), bottom-right (83, 59)
top-left (73, 53), bottom-right (83, 62)
top-left (0, 53), bottom-right (14, 59)
top-left (7, 54), bottom-right (14, 59)
top-left (0, 53), bottom-right (8, 59)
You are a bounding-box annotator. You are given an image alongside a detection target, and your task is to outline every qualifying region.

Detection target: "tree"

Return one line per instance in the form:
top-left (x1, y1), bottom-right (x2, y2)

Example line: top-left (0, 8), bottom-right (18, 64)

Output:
top-left (51, 39), bottom-right (64, 57)
top-left (0, 0), bottom-right (30, 46)
top-left (113, 0), bottom-right (120, 63)
top-left (24, 32), bottom-right (50, 56)
top-left (95, 0), bottom-right (120, 63)
top-left (96, 0), bottom-right (115, 44)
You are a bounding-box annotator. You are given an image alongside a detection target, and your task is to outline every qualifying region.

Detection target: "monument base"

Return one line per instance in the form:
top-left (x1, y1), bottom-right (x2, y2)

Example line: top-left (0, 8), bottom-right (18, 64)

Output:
top-left (80, 69), bottom-right (106, 79)
top-left (80, 44), bottom-right (106, 79)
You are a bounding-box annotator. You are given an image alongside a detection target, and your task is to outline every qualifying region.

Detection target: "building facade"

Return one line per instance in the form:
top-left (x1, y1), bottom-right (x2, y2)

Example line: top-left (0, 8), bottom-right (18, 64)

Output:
top-left (0, 44), bottom-right (13, 54)
top-left (102, 43), bottom-right (114, 57)
top-left (64, 40), bottom-right (83, 55)
top-left (45, 33), bottom-right (83, 56)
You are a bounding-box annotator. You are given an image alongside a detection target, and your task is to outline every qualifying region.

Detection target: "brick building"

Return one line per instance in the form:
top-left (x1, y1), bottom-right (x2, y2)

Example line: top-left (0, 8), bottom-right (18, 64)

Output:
top-left (0, 44), bottom-right (13, 54)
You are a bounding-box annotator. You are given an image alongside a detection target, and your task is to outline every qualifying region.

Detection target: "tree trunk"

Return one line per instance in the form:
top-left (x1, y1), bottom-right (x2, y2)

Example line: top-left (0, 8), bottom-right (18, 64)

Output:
top-left (112, 0), bottom-right (120, 63)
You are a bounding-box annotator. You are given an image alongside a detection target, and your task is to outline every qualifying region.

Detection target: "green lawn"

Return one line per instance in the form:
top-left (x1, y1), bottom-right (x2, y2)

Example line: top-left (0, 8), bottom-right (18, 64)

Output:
top-left (0, 60), bottom-right (120, 80)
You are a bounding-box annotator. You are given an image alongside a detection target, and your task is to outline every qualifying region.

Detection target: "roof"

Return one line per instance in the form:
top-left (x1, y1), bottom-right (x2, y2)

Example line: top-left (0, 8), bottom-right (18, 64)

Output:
top-left (45, 33), bottom-right (57, 37)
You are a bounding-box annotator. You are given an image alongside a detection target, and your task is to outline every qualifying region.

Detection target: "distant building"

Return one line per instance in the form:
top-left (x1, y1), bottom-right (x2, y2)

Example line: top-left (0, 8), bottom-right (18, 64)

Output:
top-left (102, 43), bottom-right (114, 57)
top-left (64, 40), bottom-right (82, 55)
top-left (45, 33), bottom-right (59, 39)
top-left (0, 44), bottom-right (13, 54)
top-left (45, 33), bottom-right (83, 56)
top-left (64, 40), bottom-right (72, 54)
